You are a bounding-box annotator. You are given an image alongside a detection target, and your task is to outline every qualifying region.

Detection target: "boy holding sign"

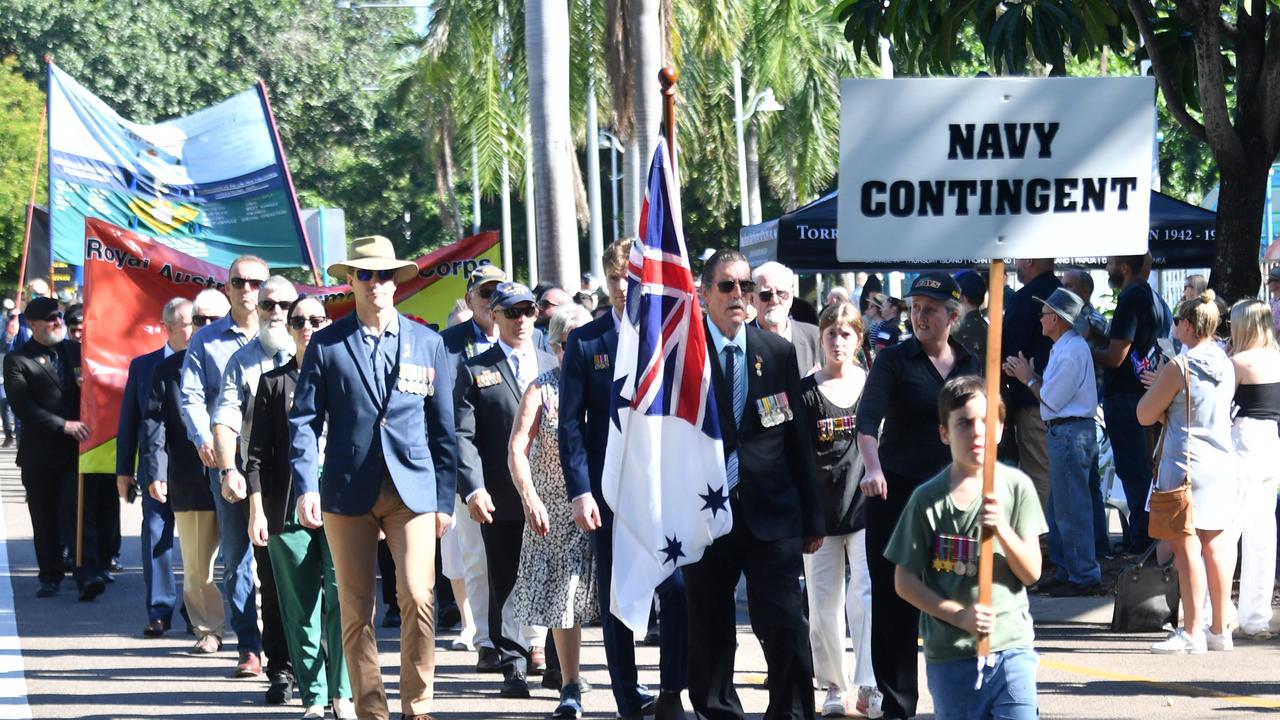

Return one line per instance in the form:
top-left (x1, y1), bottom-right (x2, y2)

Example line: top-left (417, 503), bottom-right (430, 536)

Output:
top-left (884, 376), bottom-right (1046, 719)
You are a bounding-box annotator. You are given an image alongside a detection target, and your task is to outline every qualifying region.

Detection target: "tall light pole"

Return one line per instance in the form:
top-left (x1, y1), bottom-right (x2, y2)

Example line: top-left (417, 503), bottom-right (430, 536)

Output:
top-left (583, 0), bottom-right (604, 282)
top-left (599, 129), bottom-right (624, 245)
top-left (732, 59), bottom-right (783, 228)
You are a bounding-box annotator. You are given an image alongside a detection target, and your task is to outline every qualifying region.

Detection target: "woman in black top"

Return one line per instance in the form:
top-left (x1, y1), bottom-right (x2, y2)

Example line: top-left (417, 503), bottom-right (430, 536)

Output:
top-left (801, 301), bottom-right (878, 718)
top-left (854, 272), bottom-right (980, 720)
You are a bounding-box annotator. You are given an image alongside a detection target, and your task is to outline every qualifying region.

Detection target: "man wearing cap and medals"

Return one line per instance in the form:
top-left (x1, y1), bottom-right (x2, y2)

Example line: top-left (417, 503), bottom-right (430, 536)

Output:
top-left (454, 281), bottom-right (556, 700)
top-left (289, 235), bottom-right (457, 720)
top-left (686, 249), bottom-right (822, 719)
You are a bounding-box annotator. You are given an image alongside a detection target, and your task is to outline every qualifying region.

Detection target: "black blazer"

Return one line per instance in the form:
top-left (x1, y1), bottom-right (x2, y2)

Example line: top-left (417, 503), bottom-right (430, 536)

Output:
top-left (791, 321), bottom-right (822, 377)
top-left (142, 350), bottom-right (214, 512)
top-left (3, 339), bottom-right (80, 470)
top-left (454, 343), bottom-right (557, 523)
top-left (245, 361), bottom-right (298, 534)
top-left (706, 322), bottom-right (821, 541)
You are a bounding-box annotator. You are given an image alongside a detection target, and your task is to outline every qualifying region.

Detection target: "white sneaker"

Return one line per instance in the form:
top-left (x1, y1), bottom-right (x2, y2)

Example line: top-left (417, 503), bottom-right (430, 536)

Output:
top-left (301, 705), bottom-right (325, 720)
top-left (856, 686), bottom-right (884, 719)
top-left (821, 686), bottom-right (849, 717)
top-left (1206, 628), bottom-right (1234, 651)
top-left (330, 697), bottom-right (356, 720)
top-left (1151, 629), bottom-right (1207, 654)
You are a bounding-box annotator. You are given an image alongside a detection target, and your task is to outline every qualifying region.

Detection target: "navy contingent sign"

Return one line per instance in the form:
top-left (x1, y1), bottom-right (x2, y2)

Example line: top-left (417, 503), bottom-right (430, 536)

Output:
top-left (836, 77), bottom-right (1155, 262)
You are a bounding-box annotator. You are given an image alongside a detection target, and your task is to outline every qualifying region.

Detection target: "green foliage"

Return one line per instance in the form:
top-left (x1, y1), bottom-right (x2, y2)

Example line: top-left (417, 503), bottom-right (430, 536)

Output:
top-left (0, 56), bottom-right (45, 275)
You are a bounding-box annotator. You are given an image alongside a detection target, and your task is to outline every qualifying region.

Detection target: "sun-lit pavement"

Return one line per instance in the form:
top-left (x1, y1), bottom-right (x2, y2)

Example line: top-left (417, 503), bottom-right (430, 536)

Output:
top-left (1, 446), bottom-right (1277, 719)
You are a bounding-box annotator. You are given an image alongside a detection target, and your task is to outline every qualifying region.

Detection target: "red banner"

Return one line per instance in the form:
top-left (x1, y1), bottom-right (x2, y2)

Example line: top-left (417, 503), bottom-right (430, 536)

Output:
top-left (80, 217), bottom-right (500, 471)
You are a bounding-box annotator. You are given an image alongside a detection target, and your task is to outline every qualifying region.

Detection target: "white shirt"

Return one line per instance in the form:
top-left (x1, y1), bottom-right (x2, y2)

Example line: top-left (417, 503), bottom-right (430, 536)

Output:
top-left (213, 336), bottom-right (294, 461)
top-left (1039, 329), bottom-right (1098, 421)
top-left (498, 338), bottom-right (537, 392)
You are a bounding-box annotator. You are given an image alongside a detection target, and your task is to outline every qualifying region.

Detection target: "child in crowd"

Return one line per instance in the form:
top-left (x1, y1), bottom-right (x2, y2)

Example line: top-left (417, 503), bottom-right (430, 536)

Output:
top-left (884, 375), bottom-right (1047, 719)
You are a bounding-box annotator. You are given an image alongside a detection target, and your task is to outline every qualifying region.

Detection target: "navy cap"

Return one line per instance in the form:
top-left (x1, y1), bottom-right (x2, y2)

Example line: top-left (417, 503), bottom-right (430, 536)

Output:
top-left (23, 296), bottom-right (60, 322)
top-left (489, 282), bottom-right (536, 310)
top-left (467, 264), bottom-right (507, 292)
top-left (905, 272), bottom-right (961, 303)
top-left (953, 271), bottom-right (986, 305)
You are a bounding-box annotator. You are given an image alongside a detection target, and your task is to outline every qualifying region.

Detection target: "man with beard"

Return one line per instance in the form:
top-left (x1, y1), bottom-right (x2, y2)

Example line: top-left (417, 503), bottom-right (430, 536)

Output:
top-left (1090, 253), bottom-right (1171, 554)
top-left (752, 261), bottom-right (821, 377)
top-left (3, 296), bottom-right (108, 600)
top-left (180, 255), bottom-right (270, 679)
top-left (213, 274), bottom-right (298, 703)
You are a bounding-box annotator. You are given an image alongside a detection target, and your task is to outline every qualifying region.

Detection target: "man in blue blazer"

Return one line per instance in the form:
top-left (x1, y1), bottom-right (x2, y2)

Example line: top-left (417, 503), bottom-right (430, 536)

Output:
top-left (289, 235), bottom-right (457, 720)
top-left (116, 297), bottom-right (194, 638)
top-left (559, 239), bottom-right (689, 720)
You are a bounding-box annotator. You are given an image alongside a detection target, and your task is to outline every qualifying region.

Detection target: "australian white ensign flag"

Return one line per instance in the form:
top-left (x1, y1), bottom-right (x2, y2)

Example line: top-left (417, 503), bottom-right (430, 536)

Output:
top-left (601, 137), bottom-right (732, 634)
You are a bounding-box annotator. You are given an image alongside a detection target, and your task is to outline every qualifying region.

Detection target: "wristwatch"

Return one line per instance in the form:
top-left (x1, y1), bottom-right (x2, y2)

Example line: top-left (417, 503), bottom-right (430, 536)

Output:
top-left (219, 467), bottom-right (236, 478)
top-left (1026, 377), bottom-right (1039, 389)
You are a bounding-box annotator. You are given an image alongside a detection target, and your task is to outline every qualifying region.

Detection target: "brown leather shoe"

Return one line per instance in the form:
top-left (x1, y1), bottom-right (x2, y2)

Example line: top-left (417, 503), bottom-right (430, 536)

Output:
top-left (190, 634), bottom-right (222, 654)
top-left (143, 618), bottom-right (166, 637)
top-left (235, 650), bottom-right (262, 677)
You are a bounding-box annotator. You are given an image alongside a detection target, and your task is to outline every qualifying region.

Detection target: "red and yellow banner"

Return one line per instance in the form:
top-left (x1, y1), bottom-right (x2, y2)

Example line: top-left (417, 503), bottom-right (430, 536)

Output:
top-left (79, 217), bottom-right (500, 472)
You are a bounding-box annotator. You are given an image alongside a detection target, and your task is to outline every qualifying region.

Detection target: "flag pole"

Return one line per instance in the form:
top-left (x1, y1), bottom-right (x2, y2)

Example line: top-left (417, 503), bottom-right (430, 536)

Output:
top-left (659, 67), bottom-right (678, 167)
top-left (976, 259), bottom-right (1005, 664)
top-left (15, 105), bottom-right (47, 307)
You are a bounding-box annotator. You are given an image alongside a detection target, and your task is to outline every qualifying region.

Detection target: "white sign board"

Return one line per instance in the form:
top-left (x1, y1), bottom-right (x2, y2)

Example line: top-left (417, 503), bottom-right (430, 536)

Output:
top-left (836, 77), bottom-right (1156, 262)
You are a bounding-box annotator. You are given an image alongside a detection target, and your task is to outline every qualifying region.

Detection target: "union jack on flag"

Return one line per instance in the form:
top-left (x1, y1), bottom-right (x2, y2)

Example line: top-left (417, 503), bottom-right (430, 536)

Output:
top-left (601, 137), bottom-right (732, 634)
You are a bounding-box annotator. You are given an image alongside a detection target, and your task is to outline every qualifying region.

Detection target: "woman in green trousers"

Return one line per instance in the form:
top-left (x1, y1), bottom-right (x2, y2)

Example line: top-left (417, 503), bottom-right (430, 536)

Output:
top-left (246, 295), bottom-right (354, 720)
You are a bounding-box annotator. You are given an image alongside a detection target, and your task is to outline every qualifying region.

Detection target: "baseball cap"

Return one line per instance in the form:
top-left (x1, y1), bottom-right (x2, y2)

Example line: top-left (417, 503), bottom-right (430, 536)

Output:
top-left (953, 270), bottom-right (986, 305)
top-left (467, 264), bottom-right (507, 292)
top-left (905, 272), bottom-right (962, 303)
top-left (1268, 266), bottom-right (1280, 282)
top-left (24, 296), bottom-right (60, 322)
top-left (489, 282), bottom-right (536, 310)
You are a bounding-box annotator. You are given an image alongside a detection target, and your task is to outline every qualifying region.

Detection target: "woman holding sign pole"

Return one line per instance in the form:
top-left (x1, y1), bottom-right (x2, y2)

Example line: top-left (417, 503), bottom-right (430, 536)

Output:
top-left (856, 273), bottom-right (980, 719)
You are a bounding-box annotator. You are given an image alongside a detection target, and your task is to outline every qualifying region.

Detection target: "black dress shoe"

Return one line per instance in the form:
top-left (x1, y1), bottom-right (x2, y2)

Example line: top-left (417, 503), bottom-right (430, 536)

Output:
top-left (1047, 581), bottom-right (1101, 597)
top-left (437, 603), bottom-right (461, 630)
top-left (475, 646), bottom-right (501, 673)
top-left (143, 619), bottom-right (167, 637)
top-left (78, 576), bottom-right (106, 602)
top-left (36, 582), bottom-right (58, 598)
top-left (543, 668), bottom-right (563, 690)
top-left (382, 607), bottom-right (401, 628)
top-left (265, 672), bottom-right (295, 704)
top-left (102, 570), bottom-right (115, 584)
top-left (110, 556), bottom-right (124, 573)
top-left (653, 690), bottom-right (689, 720)
top-left (499, 673), bottom-right (531, 699)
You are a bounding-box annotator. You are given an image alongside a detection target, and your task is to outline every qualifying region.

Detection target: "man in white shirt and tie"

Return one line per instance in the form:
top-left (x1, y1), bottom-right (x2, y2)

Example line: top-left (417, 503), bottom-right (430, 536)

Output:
top-left (454, 281), bottom-right (557, 699)
top-left (1003, 286), bottom-right (1102, 597)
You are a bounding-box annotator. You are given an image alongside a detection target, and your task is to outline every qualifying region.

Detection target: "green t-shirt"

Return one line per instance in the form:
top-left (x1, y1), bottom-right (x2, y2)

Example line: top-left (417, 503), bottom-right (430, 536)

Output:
top-left (883, 462), bottom-right (1048, 664)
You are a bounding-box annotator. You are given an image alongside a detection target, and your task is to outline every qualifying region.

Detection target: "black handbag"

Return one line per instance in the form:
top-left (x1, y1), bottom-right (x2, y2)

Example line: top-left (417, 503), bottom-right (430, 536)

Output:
top-left (1111, 543), bottom-right (1179, 633)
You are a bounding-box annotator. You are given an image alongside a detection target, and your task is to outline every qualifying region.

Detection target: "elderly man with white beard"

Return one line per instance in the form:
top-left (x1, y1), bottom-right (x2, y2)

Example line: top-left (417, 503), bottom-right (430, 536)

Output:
top-left (752, 261), bottom-right (822, 376)
top-left (212, 273), bottom-right (299, 702)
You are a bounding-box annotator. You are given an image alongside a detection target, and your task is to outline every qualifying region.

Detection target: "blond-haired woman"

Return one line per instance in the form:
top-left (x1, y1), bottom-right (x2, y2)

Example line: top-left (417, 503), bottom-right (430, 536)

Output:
top-left (1229, 299), bottom-right (1280, 639)
top-left (1137, 291), bottom-right (1237, 654)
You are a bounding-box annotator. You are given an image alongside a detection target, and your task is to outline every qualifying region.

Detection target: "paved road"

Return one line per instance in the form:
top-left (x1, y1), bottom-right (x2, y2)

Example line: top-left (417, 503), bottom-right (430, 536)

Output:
top-left (1, 446), bottom-right (1277, 719)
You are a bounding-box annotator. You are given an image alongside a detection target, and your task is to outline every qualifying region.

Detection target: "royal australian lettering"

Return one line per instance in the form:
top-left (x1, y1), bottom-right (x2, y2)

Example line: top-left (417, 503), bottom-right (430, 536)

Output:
top-left (859, 121), bottom-right (1137, 219)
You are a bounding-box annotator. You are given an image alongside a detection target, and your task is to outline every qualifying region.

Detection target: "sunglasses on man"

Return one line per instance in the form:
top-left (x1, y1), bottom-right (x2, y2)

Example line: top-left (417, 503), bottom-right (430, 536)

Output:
top-left (288, 315), bottom-right (329, 330)
top-left (38, 312), bottom-right (64, 323)
top-left (501, 305), bottom-right (538, 320)
top-left (757, 288), bottom-right (790, 303)
top-left (715, 279), bottom-right (757, 294)
top-left (193, 315), bottom-right (219, 327)
top-left (258, 299), bottom-right (291, 313)
top-left (476, 284), bottom-right (498, 300)
top-left (229, 277), bottom-right (264, 291)
top-left (355, 269), bottom-right (398, 283)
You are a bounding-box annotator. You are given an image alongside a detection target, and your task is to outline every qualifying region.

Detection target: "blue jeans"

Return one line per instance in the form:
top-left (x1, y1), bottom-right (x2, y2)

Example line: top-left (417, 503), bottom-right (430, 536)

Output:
top-left (1046, 419), bottom-right (1102, 585)
top-left (208, 470), bottom-right (261, 652)
top-left (927, 647), bottom-right (1038, 720)
top-left (140, 491), bottom-right (177, 623)
top-left (1102, 393), bottom-right (1151, 548)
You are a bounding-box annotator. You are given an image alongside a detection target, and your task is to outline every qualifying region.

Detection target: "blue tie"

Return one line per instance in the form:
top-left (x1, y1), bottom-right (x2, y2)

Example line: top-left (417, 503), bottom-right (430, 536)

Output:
top-left (724, 346), bottom-right (743, 491)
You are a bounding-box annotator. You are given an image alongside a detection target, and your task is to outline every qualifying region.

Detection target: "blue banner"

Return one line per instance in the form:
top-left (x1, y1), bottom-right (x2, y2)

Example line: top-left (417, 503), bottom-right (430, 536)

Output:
top-left (47, 63), bottom-right (311, 268)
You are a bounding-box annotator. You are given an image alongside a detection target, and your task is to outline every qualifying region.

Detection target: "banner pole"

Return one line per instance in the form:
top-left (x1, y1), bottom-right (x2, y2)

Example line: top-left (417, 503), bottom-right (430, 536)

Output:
top-left (256, 81), bottom-right (322, 285)
top-left (16, 105), bottom-right (47, 307)
top-left (976, 258), bottom-right (1005, 662)
top-left (659, 68), bottom-right (678, 168)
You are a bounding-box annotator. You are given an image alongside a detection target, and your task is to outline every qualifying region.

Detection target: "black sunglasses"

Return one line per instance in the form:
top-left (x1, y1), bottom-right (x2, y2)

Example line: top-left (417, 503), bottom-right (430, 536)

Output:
top-left (258, 299), bottom-right (291, 313)
top-left (288, 315), bottom-right (329, 330)
top-left (476, 285), bottom-right (497, 300)
top-left (192, 314), bottom-right (218, 327)
top-left (715, 279), bottom-right (757, 294)
top-left (757, 288), bottom-right (790, 303)
top-left (501, 305), bottom-right (538, 320)
top-left (39, 312), bottom-right (64, 323)
top-left (355, 269), bottom-right (397, 283)
top-left (229, 277), bottom-right (264, 291)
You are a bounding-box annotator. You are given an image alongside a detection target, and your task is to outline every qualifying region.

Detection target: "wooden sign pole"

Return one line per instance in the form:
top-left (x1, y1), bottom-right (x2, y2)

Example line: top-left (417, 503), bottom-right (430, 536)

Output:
top-left (976, 258), bottom-right (1005, 661)
top-left (659, 67), bottom-right (678, 165)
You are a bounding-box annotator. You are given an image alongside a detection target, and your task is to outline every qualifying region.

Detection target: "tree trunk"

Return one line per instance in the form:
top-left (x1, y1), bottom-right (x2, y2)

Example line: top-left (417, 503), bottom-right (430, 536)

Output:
top-left (627, 0), bottom-right (662, 238)
top-left (623, 137), bottom-right (642, 237)
top-left (433, 146), bottom-right (458, 241)
top-left (1212, 158), bottom-right (1269, 302)
top-left (441, 115), bottom-right (463, 239)
top-left (526, 0), bottom-right (580, 287)
top-left (745, 122), bottom-right (762, 224)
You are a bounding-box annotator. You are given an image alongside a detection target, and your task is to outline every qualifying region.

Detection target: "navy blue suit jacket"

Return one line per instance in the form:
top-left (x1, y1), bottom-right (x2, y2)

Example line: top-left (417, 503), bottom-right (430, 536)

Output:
top-left (289, 313), bottom-right (457, 516)
top-left (116, 347), bottom-right (166, 482)
top-left (557, 313), bottom-right (618, 502)
top-left (141, 350), bottom-right (215, 512)
top-left (440, 319), bottom-right (545, 384)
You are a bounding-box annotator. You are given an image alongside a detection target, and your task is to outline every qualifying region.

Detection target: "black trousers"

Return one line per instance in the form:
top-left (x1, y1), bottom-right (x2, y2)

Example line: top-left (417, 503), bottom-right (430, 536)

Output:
top-left (480, 519), bottom-right (528, 678)
top-left (253, 544), bottom-right (292, 676)
top-left (684, 498), bottom-right (814, 720)
top-left (81, 474), bottom-right (117, 576)
top-left (23, 465), bottom-right (72, 585)
top-left (867, 469), bottom-right (925, 720)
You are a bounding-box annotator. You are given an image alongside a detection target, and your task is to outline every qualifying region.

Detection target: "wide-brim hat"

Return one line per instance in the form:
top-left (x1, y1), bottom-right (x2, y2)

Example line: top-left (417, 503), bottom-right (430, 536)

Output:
top-left (1035, 287), bottom-right (1087, 333)
top-left (327, 235), bottom-right (419, 284)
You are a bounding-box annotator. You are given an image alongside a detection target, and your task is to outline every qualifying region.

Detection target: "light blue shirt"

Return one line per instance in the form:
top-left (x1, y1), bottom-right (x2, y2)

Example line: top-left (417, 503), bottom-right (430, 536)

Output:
top-left (707, 320), bottom-right (747, 413)
top-left (180, 313), bottom-right (255, 448)
top-left (214, 336), bottom-right (293, 460)
top-left (1039, 329), bottom-right (1098, 421)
